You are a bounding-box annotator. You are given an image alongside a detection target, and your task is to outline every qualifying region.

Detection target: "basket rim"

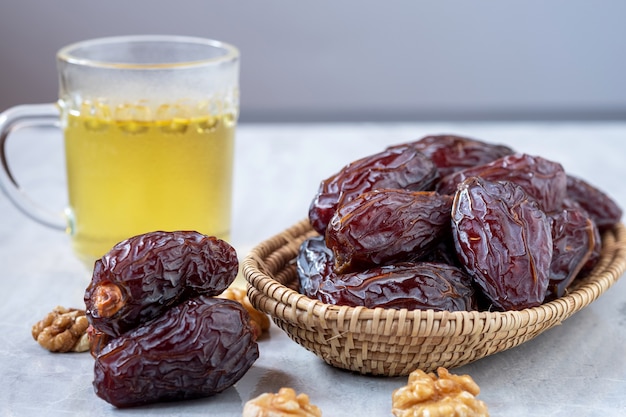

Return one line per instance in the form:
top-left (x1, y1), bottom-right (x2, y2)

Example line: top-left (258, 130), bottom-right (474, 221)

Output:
top-left (243, 219), bottom-right (626, 337)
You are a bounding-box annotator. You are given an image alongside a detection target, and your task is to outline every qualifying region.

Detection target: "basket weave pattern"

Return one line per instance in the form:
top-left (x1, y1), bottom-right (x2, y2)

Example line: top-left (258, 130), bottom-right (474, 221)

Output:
top-left (243, 220), bottom-right (626, 376)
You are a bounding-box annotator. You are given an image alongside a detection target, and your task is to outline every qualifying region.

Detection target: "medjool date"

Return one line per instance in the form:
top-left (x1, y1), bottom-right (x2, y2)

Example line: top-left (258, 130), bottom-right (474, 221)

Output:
top-left (93, 297), bottom-right (259, 408)
top-left (547, 203), bottom-right (597, 299)
top-left (316, 262), bottom-right (476, 311)
top-left (85, 231), bottom-right (238, 337)
top-left (451, 177), bottom-right (552, 310)
top-left (308, 145), bottom-right (439, 235)
top-left (296, 236), bottom-right (335, 299)
top-left (438, 153), bottom-right (567, 213)
top-left (389, 134), bottom-right (514, 177)
top-left (326, 189), bottom-right (453, 273)
top-left (565, 174), bottom-right (622, 230)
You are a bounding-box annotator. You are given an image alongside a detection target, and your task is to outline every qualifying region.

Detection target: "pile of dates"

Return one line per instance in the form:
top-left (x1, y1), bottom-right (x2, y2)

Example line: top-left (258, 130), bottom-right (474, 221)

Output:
top-left (84, 231), bottom-right (259, 408)
top-left (300, 135), bottom-right (622, 312)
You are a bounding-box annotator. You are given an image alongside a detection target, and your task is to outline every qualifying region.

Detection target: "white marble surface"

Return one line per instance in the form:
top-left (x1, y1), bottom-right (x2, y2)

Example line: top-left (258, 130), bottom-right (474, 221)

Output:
top-left (1, 122), bottom-right (626, 416)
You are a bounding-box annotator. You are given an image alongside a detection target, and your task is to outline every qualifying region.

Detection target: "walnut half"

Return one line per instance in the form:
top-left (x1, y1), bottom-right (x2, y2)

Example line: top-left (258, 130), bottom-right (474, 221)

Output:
top-left (32, 306), bottom-right (90, 353)
top-left (243, 388), bottom-right (322, 417)
top-left (392, 367), bottom-right (489, 417)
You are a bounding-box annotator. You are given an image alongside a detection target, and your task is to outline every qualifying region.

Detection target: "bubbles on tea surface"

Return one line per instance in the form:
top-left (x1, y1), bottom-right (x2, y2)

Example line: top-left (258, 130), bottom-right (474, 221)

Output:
top-left (161, 120), bottom-right (189, 134)
top-left (116, 103), bottom-right (151, 135)
top-left (83, 117), bottom-right (109, 132)
top-left (156, 104), bottom-right (190, 134)
top-left (197, 116), bottom-right (219, 133)
top-left (71, 99), bottom-right (237, 135)
top-left (222, 112), bottom-right (237, 128)
top-left (220, 90), bottom-right (239, 128)
top-left (120, 122), bottom-right (149, 134)
top-left (80, 101), bottom-right (111, 132)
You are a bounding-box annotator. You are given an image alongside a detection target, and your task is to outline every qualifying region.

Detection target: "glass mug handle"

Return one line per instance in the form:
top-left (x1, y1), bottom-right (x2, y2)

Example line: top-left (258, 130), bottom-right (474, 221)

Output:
top-left (0, 103), bottom-right (67, 231)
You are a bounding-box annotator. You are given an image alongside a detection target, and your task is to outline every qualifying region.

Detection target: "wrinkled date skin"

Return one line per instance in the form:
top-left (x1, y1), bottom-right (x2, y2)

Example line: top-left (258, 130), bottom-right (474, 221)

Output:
top-left (571, 200), bottom-right (603, 274)
top-left (85, 231), bottom-right (239, 337)
top-left (308, 145), bottom-right (439, 235)
top-left (566, 174), bottom-right (622, 231)
top-left (326, 189), bottom-right (453, 273)
top-left (296, 238), bottom-right (475, 311)
top-left (547, 203), bottom-right (598, 300)
top-left (296, 236), bottom-right (335, 299)
top-left (93, 297), bottom-right (259, 408)
top-left (452, 177), bottom-right (552, 311)
top-left (438, 153), bottom-right (567, 213)
top-left (316, 262), bottom-right (476, 311)
top-left (389, 134), bottom-right (514, 177)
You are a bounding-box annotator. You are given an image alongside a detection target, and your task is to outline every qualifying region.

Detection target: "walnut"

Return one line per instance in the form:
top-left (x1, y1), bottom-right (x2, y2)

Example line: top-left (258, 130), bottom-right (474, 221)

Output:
top-left (32, 306), bottom-right (90, 353)
top-left (243, 387), bottom-right (322, 417)
top-left (218, 287), bottom-right (270, 337)
top-left (392, 367), bottom-right (489, 417)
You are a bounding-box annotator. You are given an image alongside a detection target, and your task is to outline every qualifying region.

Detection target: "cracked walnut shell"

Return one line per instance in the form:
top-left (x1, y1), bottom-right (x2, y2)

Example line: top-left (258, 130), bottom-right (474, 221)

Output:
top-left (392, 367), bottom-right (489, 417)
top-left (32, 306), bottom-right (90, 353)
top-left (243, 387), bottom-right (322, 417)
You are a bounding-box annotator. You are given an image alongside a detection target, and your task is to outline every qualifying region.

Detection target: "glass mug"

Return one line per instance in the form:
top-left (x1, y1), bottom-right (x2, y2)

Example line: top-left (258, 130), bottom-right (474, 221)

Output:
top-left (0, 35), bottom-right (239, 267)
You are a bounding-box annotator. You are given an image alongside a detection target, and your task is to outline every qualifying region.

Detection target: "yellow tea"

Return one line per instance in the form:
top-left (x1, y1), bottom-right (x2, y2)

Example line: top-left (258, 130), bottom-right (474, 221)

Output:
top-left (64, 110), bottom-right (235, 266)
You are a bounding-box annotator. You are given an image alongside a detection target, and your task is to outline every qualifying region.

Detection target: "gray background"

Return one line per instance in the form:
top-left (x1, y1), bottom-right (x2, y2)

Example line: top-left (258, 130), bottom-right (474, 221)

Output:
top-left (1, 0), bottom-right (625, 123)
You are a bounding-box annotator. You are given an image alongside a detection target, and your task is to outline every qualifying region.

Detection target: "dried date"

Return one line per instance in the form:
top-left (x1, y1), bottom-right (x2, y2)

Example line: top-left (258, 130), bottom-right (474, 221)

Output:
top-left (451, 177), bottom-right (552, 310)
top-left (389, 134), bottom-right (514, 177)
top-left (296, 236), bottom-right (335, 299)
top-left (547, 203), bottom-right (598, 299)
top-left (577, 203), bottom-right (603, 274)
top-left (308, 145), bottom-right (439, 235)
top-left (93, 297), bottom-right (259, 408)
top-left (326, 189), bottom-right (453, 273)
top-left (296, 238), bottom-right (475, 311)
top-left (316, 262), bottom-right (476, 311)
top-left (438, 153), bottom-right (567, 213)
top-left (566, 174), bottom-right (622, 230)
top-left (84, 231), bottom-right (239, 337)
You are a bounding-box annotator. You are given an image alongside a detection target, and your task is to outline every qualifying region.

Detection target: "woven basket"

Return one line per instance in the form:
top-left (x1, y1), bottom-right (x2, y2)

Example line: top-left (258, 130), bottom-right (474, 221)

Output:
top-left (243, 220), bottom-right (626, 377)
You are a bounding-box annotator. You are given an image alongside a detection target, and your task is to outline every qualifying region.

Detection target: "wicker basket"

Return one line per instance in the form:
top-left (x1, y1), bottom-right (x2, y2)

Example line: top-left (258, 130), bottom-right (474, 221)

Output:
top-left (243, 220), bottom-right (626, 377)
